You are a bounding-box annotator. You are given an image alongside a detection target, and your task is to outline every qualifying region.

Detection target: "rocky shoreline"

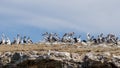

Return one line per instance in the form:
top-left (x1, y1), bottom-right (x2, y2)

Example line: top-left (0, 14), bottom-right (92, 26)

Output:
top-left (0, 50), bottom-right (119, 68)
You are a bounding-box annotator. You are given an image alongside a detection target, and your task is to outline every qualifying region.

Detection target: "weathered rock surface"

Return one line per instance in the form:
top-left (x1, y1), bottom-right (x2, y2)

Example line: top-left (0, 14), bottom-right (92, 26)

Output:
top-left (0, 50), bottom-right (119, 68)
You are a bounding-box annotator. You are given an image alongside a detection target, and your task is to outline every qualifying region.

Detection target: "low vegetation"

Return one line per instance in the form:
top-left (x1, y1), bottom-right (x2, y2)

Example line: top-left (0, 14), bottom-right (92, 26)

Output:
top-left (0, 44), bottom-right (120, 56)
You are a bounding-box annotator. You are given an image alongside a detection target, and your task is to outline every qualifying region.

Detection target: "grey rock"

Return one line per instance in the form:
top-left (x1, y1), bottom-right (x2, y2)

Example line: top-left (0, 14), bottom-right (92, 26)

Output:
top-left (0, 51), bottom-right (119, 68)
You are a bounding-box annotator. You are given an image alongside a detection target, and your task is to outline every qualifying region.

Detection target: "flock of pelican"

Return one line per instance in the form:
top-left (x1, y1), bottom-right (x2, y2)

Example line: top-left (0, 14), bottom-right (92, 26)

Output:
top-left (0, 32), bottom-right (119, 45)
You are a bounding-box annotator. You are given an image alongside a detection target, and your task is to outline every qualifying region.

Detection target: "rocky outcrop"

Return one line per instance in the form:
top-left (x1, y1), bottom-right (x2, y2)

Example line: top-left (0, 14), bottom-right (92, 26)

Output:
top-left (0, 51), bottom-right (120, 68)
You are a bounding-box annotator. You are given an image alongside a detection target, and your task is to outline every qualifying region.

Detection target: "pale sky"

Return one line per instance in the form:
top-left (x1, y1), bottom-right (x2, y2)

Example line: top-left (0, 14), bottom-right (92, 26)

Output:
top-left (0, 0), bottom-right (120, 41)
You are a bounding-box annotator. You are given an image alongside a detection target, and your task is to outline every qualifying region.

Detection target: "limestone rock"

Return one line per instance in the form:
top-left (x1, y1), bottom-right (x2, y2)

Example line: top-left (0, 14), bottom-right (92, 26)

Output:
top-left (0, 51), bottom-right (119, 68)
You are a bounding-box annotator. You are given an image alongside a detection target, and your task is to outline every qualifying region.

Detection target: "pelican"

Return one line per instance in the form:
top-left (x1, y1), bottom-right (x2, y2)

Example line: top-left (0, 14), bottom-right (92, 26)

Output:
top-left (1, 33), bottom-right (6, 45)
top-left (87, 33), bottom-right (91, 41)
top-left (6, 37), bottom-right (11, 45)
top-left (27, 37), bottom-right (33, 44)
top-left (16, 34), bottom-right (21, 44)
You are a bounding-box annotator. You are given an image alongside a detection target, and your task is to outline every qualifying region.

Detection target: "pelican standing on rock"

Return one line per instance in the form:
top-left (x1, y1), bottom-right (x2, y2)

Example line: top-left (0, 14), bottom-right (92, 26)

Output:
top-left (16, 34), bottom-right (21, 44)
top-left (1, 34), bottom-right (6, 45)
top-left (6, 37), bottom-right (11, 45)
top-left (87, 33), bottom-right (91, 41)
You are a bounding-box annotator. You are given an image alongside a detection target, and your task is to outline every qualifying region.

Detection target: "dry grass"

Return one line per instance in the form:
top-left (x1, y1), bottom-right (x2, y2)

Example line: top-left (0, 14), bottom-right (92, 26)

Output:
top-left (0, 44), bottom-right (120, 55)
